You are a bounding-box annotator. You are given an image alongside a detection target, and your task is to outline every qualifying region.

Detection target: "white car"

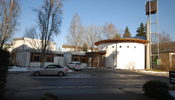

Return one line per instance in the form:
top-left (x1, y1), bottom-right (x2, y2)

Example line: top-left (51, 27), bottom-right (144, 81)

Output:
top-left (31, 64), bottom-right (69, 76)
top-left (67, 62), bottom-right (85, 70)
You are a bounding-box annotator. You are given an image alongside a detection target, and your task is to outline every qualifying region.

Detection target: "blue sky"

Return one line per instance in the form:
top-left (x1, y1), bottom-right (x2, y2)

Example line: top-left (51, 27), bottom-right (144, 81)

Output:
top-left (15, 0), bottom-right (175, 48)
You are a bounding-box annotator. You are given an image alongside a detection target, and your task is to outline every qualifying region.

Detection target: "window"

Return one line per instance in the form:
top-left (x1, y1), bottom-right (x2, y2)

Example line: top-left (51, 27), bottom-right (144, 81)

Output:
top-left (76, 63), bottom-right (81, 65)
top-left (72, 55), bottom-right (79, 61)
top-left (31, 52), bottom-right (54, 62)
top-left (46, 65), bottom-right (56, 68)
top-left (46, 54), bottom-right (54, 62)
top-left (56, 54), bottom-right (64, 57)
top-left (31, 52), bottom-right (41, 62)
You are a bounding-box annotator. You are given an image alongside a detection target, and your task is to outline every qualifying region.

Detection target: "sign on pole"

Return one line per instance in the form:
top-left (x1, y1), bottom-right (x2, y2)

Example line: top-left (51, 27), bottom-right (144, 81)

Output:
top-left (146, 0), bottom-right (157, 15)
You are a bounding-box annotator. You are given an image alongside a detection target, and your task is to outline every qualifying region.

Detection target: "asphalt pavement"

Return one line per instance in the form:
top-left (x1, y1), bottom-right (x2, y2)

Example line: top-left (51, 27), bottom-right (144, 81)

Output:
top-left (6, 67), bottom-right (169, 100)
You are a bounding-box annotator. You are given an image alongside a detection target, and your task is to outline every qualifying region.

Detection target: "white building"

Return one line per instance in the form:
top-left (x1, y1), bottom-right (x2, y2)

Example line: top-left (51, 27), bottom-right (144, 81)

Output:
top-left (95, 38), bottom-right (148, 69)
top-left (11, 38), bottom-right (64, 67)
top-left (11, 38), bottom-right (88, 67)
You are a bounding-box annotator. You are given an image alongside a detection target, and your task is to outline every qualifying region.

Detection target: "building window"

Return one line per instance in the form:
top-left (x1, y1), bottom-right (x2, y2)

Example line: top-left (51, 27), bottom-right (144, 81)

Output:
top-left (31, 52), bottom-right (54, 62)
top-left (46, 54), bottom-right (54, 62)
top-left (56, 54), bottom-right (64, 57)
top-left (31, 52), bottom-right (40, 62)
top-left (72, 55), bottom-right (80, 61)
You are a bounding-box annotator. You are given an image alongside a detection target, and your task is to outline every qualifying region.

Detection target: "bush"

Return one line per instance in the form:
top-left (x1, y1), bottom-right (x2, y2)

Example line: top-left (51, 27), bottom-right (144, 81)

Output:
top-left (0, 49), bottom-right (10, 100)
top-left (41, 92), bottom-right (59, 100)
top-left (143, 80), bottom-right (170, 100)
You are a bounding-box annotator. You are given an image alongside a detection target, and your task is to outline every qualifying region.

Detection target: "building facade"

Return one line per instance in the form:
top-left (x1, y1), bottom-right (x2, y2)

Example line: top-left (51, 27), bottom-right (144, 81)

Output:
top-left (95, 38), bottom-right (148, 69)
top-left (152, 42), bottom-right (175, 70)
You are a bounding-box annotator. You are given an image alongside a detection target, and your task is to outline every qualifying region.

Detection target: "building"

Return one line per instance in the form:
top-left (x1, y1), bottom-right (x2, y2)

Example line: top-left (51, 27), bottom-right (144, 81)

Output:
top-left (10, 38), bottom-right (89, 67)
top-left (95, 38), bottom-right (148, 69)
top-left (152, 42), bottom-right (175, 70)
top-left (62, 45), bottom-right (98, 52)
top-left (11, 38), bottom-right (64, 67)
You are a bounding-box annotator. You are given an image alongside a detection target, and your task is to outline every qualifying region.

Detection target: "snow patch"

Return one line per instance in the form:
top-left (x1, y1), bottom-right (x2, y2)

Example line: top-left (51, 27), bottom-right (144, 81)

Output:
top-left (142, 70), bottom-right (168, 74)
top-left (8, 66), bottom-right (30, 72)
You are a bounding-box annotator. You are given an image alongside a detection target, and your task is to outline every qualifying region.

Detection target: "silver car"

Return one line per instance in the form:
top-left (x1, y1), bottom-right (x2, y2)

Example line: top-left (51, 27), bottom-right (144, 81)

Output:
top-left (31, 64), bottom-right (69, 76)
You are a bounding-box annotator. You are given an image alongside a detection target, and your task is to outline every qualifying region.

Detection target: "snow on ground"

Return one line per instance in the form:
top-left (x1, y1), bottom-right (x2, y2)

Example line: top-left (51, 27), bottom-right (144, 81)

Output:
top-left (8, 66), bottom-right (74, 72)
top-left (8, 66), bottom-right (30, 72)
top-left (134, 70), bottom-right (169, 77)
top-left (142, 70), bottom-right (168, 74)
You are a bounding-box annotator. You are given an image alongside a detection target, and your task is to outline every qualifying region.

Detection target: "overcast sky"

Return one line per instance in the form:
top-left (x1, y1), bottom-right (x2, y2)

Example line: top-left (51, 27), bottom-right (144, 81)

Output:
top-left (14, 0), bottom-right (175, 48)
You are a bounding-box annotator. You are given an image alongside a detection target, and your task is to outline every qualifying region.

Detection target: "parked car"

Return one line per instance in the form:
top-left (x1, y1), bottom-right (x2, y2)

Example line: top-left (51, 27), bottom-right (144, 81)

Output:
top-left (67, 61), bottom-right (85, 70)
top-left (31, 64), bottom-right (69, 76)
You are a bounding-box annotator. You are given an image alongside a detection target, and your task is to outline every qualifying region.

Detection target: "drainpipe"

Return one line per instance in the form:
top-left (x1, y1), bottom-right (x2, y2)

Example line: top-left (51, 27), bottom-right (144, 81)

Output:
top-left (169, 53), bottom-right (172, 68)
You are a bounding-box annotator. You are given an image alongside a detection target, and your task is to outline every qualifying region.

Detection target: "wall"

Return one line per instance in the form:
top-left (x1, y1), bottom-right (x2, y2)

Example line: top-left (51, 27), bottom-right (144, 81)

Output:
top-left (117, 43), bottom-right (145, 69)
top-left (101, 42), bottom-right (145, 69)
top-left (29, 62), bottom-right (53, 67)
top-left (12, 38), bottom-right (56, 51)
top-left (105, 44), bottom-right (117, 68)
top-left (54, 57), bottom-right (64, 66)
top-left (15, 51), bottom-right (30, 67)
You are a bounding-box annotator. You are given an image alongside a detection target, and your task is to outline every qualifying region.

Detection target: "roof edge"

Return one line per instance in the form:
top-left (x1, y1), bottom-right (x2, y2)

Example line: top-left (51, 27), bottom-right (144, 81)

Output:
top-left (95, 38), bottom-right (148, 46)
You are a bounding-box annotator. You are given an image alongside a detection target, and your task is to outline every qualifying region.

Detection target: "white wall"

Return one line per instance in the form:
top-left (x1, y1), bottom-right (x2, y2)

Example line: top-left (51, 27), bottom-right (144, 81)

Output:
top-left (105, 44), bottom-right (117, 68)
top-left (54, 57), bottom-right (64, 66)
top-left (12, 38), bottom-right (56, 51)
top-left (101, 42), bottom-right (145, 69)
top-left (29, 62), bottom-right (54, 67)
top-left (117, 43), bottom-right (145, 69)
top-left (16, 52), bottom-right (30, 67)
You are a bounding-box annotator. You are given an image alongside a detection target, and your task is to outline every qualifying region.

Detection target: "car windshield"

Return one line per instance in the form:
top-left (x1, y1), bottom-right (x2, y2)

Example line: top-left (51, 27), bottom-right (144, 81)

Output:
top-left (76, 63), bottom-right (81, 65)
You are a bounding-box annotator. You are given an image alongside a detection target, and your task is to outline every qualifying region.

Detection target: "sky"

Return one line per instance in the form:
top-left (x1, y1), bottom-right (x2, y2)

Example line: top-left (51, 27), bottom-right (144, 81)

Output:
top-left (15, 0), bottom-right (175, 49)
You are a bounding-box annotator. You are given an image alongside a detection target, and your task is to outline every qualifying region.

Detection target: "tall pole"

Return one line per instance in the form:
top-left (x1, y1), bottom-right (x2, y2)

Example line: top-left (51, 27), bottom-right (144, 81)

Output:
top-left (146, 0), bottom-right (152, 70)
top-left (156, 0), bottom-right (160, 66)
top-left (146, 16), bottom-right (151, 70)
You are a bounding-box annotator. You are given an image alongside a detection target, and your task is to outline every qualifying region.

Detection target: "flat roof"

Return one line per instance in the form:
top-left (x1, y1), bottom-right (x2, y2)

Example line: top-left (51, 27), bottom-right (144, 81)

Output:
top-left (95, 38), bottom-right (148, 46)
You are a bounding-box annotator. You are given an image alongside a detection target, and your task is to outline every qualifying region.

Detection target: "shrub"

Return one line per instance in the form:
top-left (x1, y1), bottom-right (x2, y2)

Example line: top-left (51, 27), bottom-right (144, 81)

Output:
top-left (41, 92), bottom-right (59, 100)
top-left (143, 80), bottom-right (170, 100)
top-left (0, 49), bottom-right (10, 100)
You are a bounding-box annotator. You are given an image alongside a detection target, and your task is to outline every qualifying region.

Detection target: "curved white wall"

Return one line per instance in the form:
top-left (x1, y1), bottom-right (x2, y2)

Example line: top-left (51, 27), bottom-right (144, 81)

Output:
top-left (100, 42), bottom-right (145, 69)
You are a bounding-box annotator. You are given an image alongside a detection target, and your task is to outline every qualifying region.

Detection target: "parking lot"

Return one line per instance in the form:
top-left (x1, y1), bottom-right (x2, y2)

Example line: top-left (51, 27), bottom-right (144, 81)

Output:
top-left (6, 67), bottom-right (169, 100)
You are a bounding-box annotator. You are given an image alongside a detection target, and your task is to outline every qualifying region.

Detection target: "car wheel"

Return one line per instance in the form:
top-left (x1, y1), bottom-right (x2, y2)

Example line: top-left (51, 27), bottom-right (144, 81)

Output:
top-left (34, 71), bottom-right (41, 76)
top-left (58, 71), bottom-right (64, 77)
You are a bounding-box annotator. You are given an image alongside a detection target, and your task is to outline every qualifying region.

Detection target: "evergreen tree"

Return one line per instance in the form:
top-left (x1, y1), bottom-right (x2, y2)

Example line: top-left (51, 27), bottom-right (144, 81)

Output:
top-left (123, 26), bottom-right (131, 38)
top-left (136, 23), bottom-right (146, 37)
top-left (113, 33), bottom-right (121, 39)
top-left (82, 42), bottom-right (88, 52)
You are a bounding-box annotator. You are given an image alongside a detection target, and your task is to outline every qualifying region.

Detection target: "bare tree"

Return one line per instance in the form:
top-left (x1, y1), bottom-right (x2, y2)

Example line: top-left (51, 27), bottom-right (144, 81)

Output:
top-left (24, 27), bottom-right (41, 51)
top-left (66, 13), bottom-right (83, 51)
top-left (103, 23), bottom-right (119, 39)
top-left (84, 25), bottom-right (103, 67)
top-left (85, 25), bottom-right (103, 51)
top-left (0, 0), bottom-right (20, 49)
top-left (35, 0), bottom-right (63, 67)
top-left (159, 31), bottom-right (172, 43)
